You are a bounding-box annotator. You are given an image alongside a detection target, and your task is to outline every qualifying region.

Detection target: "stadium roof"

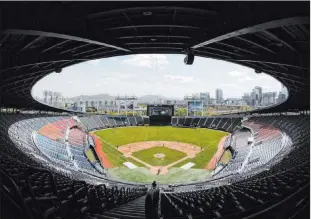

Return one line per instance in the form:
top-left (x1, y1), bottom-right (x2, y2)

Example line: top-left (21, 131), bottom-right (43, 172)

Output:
top-left (0, 2), bottom-right (309, 113)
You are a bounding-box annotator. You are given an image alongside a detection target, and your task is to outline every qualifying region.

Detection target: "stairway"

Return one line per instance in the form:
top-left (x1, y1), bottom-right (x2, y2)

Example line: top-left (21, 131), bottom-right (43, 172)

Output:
top-left (85, 196), bottom-right (146, 219)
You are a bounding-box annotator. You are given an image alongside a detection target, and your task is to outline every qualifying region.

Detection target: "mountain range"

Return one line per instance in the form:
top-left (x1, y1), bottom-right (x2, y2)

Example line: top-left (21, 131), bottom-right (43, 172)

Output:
top-left (69, 94), bottom-right (181, 101)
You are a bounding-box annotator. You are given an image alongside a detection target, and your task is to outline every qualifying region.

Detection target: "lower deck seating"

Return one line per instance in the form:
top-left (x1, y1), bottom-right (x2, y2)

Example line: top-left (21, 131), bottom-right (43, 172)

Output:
top-left (0, 113), bottom-right (148, 219)
top-left (0, 113), bottom-right (309, 219)
top-left (172, 116), bottom-right (242, 132)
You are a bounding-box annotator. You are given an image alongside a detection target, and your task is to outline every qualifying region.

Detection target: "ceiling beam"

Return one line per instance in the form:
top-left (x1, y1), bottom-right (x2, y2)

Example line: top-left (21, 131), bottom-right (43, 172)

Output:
top-left (0, 34), bottom-right (10, 45)
top-left (20, 36), bottom-right (45, 52)
top-left (73, 47), bottom-right (109, 57)
top-left (128, 46), bottom-right (183, 50)
top-left (124, 42), bottom-right (185, 45)
top-left (117, 35), bottom-right (191, 39)
top-left (2, 69), bottom-right (54, 83)
top-left (60, 43), bottom-right (91, 55)
top-left (215, 42), bottom-right (258, 56)
top-left (298, 24), bottom-right (309, 37)
top-left (0, 58), bottom-right (88, 73)
top-left (202, 46), bottom-right (242, 57)
top-left (235, 36), bottom-right (276, 54)
top-left (225, 58), bottom-right (308, 70)
top-left (261, 30), bottom-right (300, 55)
top-left (1, 29), bottom-right (131, 52)
top-left (41, 40), bottom-right (70, 54)
top-left (87, 6), bottom-right (218, 20)
top-left (257, 62), bottom-right (275, 70)
top-left (281, 26), bottom-right (297, 39)
top-left (2, 74), bottom-right (42, 89)
top-left (106, 24), bottom-right (202, 31)
top-left (263, 69), bottom-right (306, 81)
top-left (83, 49), bottom-right (120, 59)
top-left (121, 11), bottom-right (139, 34)
top-left (191, 16), bottom-right (309, 49)
top-left (195, 50), bottom-right (232, 59)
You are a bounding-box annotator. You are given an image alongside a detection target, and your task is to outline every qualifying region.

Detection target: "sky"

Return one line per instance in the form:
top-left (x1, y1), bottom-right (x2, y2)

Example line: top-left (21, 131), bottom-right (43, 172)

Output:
top-left (32, 54), bottom-right (283, 99)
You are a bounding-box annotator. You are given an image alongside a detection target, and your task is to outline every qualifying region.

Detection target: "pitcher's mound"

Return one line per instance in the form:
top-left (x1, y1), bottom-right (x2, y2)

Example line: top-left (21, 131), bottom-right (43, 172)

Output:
top-left (154, 153), bottom-right (165, 159)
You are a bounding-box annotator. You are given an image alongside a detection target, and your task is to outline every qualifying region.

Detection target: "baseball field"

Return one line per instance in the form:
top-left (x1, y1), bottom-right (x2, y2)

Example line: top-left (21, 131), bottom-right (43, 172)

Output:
top-left (92, 126), bottom-right (229, 184)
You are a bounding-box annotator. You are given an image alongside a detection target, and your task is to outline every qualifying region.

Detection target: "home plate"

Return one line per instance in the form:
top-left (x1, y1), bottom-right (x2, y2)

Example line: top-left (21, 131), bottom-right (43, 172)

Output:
top-left (180, 162), bottom-right (195, 170)
top-left (123, 162), bottom-right (137, 169)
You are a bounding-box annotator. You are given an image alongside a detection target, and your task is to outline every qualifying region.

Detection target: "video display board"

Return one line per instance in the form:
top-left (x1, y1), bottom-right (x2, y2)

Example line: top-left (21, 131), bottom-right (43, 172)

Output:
top-left (147, 105), bottom-right (174, 116)
top-left (187, 100), bottom-right (203, 112)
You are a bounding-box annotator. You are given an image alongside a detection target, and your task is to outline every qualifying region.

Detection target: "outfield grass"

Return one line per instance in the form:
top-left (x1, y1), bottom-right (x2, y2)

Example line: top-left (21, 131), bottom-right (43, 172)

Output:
top-left (94, 126), bottom-right (226, 147)
top-left (132, 147), bottom-right (187, 166)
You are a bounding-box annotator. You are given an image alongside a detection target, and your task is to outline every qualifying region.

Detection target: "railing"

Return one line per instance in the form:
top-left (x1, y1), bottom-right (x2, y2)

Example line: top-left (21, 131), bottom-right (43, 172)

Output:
top-left (158, 189), bottom-right (162, 219)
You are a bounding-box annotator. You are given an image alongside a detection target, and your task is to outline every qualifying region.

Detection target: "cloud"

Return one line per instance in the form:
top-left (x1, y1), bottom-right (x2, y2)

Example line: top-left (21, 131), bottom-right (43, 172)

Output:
top-left (118, 74), bottom-right (136, 79)
top-left (228, 70), bottom-right (254, 82)
top-left (164, 74), bottom-right (194, 83)
top-left (122, 54), bottom-right (169, 68)
top-left (88, 59), bottom-right (101, 65)
top-left (258, 74), bottom-right (272, 79)
top-left (261, 85), bottom-right (271, 89)
top-left (238, 75), bottom-right (254, 82)
top-left (228, 71), bottom-right (245, 77)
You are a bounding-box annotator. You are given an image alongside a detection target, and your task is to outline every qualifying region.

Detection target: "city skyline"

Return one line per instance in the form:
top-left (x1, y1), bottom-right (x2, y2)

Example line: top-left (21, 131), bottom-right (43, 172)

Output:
top-left (36, 84), bottom-right (285, 101)
top-left (32, 54), bottom-right (283, 100)
top-left (38, 84), bottom-right (287, 111)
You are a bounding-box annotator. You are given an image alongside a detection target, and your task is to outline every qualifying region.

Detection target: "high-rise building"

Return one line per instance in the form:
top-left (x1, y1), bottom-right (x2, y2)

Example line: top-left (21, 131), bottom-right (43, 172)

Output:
top-left (281, 85), bottom-right (288, 97)
top-left (43, 90), bottom-right (48, 104)
top-left (200, 92), bottom-right (210, 100)
top-left (277, 91), bottom-right (287, 103)
top-left (200, 92), bottom-right (210, 105)
top-left (252, 86), bottom-right (263, 106)
top-left (42, 90), bottom-right (64, 107)
top-left (262, 92), bottom-right (277, 106)
top-left (215, 89), bottom-right (223, 104)
top-left (191, 93), bottom-right (200, 99)
top-left (242, 93), bottom-right (252, 106)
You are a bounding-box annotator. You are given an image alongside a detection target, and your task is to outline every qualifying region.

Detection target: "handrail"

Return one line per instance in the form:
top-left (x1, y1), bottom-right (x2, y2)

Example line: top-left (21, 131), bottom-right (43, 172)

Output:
top-left (157, 189), bottom-right (162, 219)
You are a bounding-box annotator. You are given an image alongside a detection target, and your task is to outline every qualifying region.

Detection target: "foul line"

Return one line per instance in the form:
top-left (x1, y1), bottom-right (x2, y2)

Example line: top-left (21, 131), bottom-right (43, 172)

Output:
top-left (93, 135), bottom-right (119, 151)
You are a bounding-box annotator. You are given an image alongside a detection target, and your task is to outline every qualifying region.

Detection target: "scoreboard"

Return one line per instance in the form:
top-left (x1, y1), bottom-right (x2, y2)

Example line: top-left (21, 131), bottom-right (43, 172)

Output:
top-left (147, 105), bottom-right (174, 116)
top-left (147, 104), bottom-right (174, 126)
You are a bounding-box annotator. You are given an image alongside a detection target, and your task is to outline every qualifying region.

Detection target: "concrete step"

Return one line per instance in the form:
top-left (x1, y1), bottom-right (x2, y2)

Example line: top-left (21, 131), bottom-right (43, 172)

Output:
top-left (104, 211), bottom-right (145, 219)
top-left (110, 208), bottom-right (145, 214)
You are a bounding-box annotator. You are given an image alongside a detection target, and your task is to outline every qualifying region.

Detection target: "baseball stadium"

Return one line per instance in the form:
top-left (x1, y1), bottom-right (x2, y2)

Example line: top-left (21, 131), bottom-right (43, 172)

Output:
top-left (0, 2), bottom-right (309, 219)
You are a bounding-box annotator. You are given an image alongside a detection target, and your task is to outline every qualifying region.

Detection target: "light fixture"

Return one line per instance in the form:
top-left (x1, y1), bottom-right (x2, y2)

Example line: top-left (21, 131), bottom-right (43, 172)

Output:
top-left (184, 49), bottom-right (194, 65)
top-left (143, 11), bottom-right (152, 16)
top-left (255, 69), bottom-right (262, 74)
top-left (55, 67), bottom-right (62, 73)
top-left (151, 38), bottom-right (156, 41)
